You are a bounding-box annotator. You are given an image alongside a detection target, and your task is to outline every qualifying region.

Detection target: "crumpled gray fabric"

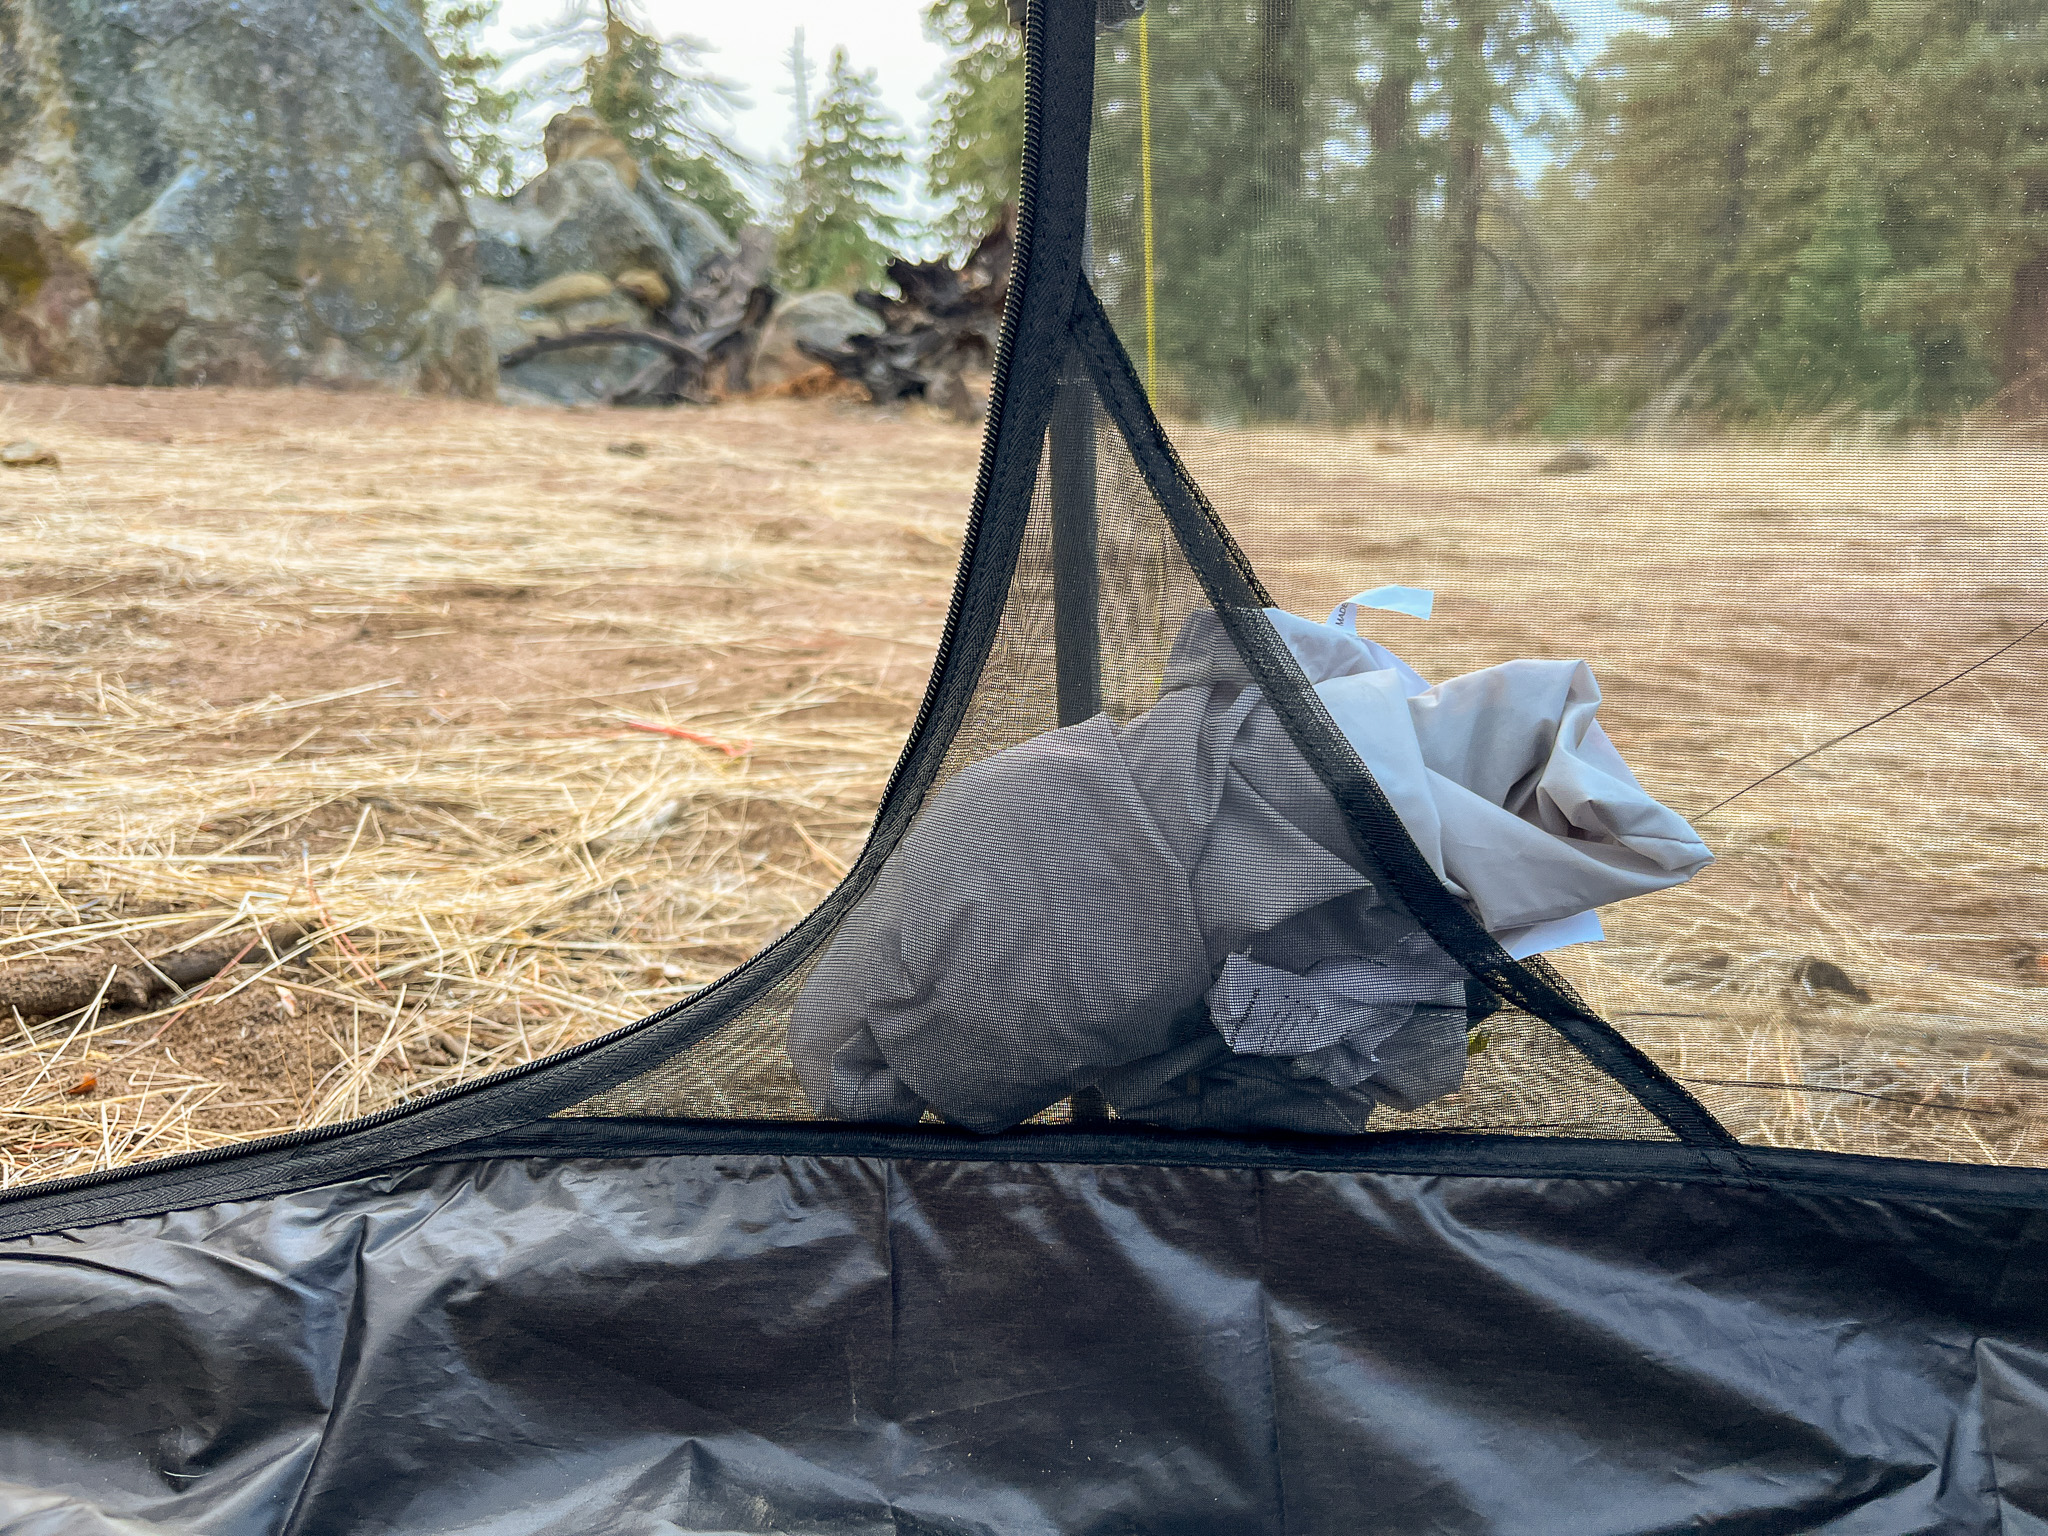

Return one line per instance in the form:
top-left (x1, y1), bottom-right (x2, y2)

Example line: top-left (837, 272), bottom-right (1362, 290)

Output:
top-left (789, 606), bottom-right (1711, 1135)
top-left (789, 613), bottom-right (1431, 1133)
top-left (1087, 944), bottom-right (1472, 1134)
top-left (1209, 939), bottom-right (1468, 1105)
top-left (1271, 607), bottom-right (1714, 933)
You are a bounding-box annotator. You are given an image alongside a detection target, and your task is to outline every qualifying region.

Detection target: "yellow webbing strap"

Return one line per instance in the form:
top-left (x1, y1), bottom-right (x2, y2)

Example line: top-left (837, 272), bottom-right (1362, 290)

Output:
top-left (1138, 10), bottom-right (1157, 393)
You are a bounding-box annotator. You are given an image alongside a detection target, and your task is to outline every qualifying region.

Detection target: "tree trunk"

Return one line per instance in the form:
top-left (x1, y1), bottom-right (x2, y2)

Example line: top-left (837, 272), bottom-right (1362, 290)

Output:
top-left (1446, 130), bottom-right (1484, 406)
top-left (1257, 0), bottom-right (1305, 200)
top-left (1366, 67), bottom-right (1417, 307)
top-left (1701, 0), bottom-right (1759, 362)
top-left (1443, 8), bottom-right (1489, 414)
top-left (1365, 15), bottom-right (1420, 409)
top-left (2003, 178), bottom-right (2048, 421)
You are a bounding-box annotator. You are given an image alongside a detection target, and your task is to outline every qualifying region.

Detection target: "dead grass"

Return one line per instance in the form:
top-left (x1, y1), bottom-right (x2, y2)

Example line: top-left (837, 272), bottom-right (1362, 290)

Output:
top-left (1189, 423), bottom-right (2048, 1164)
top-left (1, 385), bottom-right (2043, 1180)
top-left (0, 385), bottom-right (975, 1186)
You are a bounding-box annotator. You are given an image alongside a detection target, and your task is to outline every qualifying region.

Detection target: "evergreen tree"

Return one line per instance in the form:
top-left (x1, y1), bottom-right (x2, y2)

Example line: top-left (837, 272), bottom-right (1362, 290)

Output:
top-left (1843, 0), bottom-right (2048, 411)
top-left (423, 0), bottom-right (528, 198)
top-left (1749, 157), bottom-right (1919, 411)
top-left (917, 0), bottom-right (2048, 427)
top-left (540, 0), bottom-right (755, 233)
top-left (1090, 0), bottom-right (1403, 422)
top-left (782, 27), bottom-right (814, 156)
top-left (1547, 0), bottom-right (2048, 422)
top-left (780, 47), bottom-right (911, 293)
top-left (1087, 0), bottom-right (1575, 425)
top-left (1539, 0), bottom-right (1788, 412)
top-left (1358, 0), bottom-right (1430, 405)
top-left (924, 0), bottom-right (1026, 250)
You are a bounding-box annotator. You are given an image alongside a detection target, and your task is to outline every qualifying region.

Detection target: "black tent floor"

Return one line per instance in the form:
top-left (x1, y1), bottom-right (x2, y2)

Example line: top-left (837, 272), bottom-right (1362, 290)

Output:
top-left (2, 1129), bottom-right (2046, 1533)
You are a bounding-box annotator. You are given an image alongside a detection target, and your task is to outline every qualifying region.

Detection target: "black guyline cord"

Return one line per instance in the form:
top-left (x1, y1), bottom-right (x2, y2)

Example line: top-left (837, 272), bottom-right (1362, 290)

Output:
top-left (1694, 614), bottom-right (2048, 820)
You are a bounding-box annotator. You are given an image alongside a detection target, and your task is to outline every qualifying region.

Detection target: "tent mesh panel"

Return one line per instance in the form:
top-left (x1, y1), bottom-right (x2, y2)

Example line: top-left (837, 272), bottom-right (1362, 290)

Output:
top-left (571, 3), bottom-right (2048, 1168)
top-left (1082, 8), bottom-right (2048, 1165)
top-left (569, 382), bottom-right (1676, 1141)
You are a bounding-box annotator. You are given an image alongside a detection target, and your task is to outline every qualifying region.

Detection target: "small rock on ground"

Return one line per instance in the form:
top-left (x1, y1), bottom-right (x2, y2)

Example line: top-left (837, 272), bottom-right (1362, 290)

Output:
top-left (1537, 446), bottom-right (1607, 475)
top-left (1791, 954), bottom-right (1872, 1004)
top-left (1, 440), bottom-right (59, 468)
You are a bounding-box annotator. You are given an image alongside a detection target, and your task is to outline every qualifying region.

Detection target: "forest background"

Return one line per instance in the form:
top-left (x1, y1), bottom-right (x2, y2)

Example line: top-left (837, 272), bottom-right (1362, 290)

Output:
top-left (439, 0), bottom-right (2048, 433)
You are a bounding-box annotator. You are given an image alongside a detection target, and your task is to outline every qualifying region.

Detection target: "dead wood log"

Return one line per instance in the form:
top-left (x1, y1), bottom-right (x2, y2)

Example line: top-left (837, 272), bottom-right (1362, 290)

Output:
top-left (0, 923), bottom-right (309, 1022)
top-left (611, 281), bottom-right (777, 406)
top-left (497, 223), bottom-right (782, 406)
top-left (498, 328), bottom-right (705, 370)
top-left (800, 207), bottom-right (1014, 420)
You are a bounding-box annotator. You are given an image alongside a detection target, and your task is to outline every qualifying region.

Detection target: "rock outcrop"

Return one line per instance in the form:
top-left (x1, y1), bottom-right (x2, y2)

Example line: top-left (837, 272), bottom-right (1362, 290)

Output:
top-left (0, 0), bottom-right (492, 395)
top-left (481, 274), bottom-right (676, 406)
top-left (476, 111), bottom-right (746, 406)
top-left (468, 112), bottom-right (732, 305)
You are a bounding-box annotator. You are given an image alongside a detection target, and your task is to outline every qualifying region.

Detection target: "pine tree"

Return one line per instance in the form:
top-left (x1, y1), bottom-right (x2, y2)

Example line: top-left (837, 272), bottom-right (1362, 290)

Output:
top-left (423, 0), bottom-right (528, 198)
top-left (1089, 0), bottom-right (1397, 422)
top-left (924, 0), bottom-right (1025, 251)
top-left (540, 0), bottom-right (755, 233)
top-left (1359, 0), bottom-right (1430, 404)
top-left (782, 28), bottom-right (814, 156)
top-left (1841, 0), bottom-right (2048, 412)
top-left (1546, 0), bottom-right (2048, 423)
top-left (1541, 0), bottom-right (1789, 412)
top-left (1749, 157), bottom-right (1919, 412)
top-left (780, 47), bottom-right (911, 293)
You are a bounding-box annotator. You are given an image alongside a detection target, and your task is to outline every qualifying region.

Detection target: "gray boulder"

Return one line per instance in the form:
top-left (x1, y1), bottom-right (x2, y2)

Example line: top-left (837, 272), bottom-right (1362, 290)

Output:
top-left (469, 160), bottom-right (734, 308)
top-left (467, 112), bottom-right (734, 311)
top-left (470, 199), bottom-right (543, 292)
top-left (509, 160), bottom-right (683, 298)
top-left (0, 207), bottom-right (106, 383)
top-left (633, 180), bottom-right (734, 284)
top-left (752, 291), bottom-right (884, 391)
top-left (0, 0), bottom-right (493, 395)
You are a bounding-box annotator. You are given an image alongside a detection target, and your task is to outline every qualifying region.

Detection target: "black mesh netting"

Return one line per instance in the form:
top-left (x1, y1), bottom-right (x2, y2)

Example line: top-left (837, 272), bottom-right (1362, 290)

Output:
top-left (569, 367), bottom-right (1673, 1142)
top-left (1077, 3), bottom-right (2048, 1164)
top-left (564, 0), bottom-right (2048, 1167)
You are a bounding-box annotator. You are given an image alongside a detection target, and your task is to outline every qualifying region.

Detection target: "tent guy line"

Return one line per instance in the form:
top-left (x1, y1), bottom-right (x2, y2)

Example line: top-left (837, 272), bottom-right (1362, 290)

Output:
top-left (1692, 613), bottom-right (2048, 821)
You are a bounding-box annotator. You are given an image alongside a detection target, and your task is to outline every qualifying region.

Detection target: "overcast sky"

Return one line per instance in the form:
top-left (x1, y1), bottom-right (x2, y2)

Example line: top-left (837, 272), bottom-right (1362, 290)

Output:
top-left (488, 0), bottom-right (1635, 191)
top-left (492, 0), bottom-right (952, 174)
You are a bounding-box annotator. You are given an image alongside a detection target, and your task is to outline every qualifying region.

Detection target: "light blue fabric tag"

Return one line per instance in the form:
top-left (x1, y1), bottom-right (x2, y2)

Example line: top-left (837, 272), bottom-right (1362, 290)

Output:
top-left (1327, 584), bottom-right (1434, 631)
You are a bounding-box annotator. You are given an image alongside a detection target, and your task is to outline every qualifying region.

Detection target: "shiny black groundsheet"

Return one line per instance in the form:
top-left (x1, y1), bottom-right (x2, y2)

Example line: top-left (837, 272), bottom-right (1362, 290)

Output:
top-left (2, 1137), bottom-right (2046, 1533)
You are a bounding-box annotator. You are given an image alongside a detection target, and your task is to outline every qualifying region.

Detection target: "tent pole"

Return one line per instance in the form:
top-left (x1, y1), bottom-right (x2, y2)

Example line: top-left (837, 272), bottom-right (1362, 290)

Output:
top-left (1050, 25), bottom-right (1104, 731)
top-left (1049, 127), bottom-right (1108, 1125)
top-left (1048, 355), bottom-right (1102, 728)
top-left (1051, 337), bottom-right (1110, 1128)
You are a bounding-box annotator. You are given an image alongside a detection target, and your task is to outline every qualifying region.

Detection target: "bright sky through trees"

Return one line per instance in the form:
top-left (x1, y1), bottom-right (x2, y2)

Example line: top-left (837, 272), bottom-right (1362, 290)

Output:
top-left (490, 0), bottom-right (1631, 175)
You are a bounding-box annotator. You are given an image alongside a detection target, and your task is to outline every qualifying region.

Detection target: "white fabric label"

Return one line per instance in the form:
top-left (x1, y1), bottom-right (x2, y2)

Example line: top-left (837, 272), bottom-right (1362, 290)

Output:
top-left (1328, 585), bottom-right (1435, 632)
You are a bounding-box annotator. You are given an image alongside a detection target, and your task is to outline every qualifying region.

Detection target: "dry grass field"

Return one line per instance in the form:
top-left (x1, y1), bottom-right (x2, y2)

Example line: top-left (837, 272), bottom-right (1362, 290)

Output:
top-left (0, 385), bottom-right (973, 1186)
top-left (1185, 423), bottom-right (2048, 1163)
top-left (1, 382), bottom-right (2043, 1185)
